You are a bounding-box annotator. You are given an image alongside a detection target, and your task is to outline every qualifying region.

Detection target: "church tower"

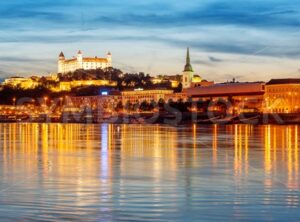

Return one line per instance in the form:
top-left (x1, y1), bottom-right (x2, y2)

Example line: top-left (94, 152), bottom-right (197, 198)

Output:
top-left (182, 48), bottom-right (194, 89)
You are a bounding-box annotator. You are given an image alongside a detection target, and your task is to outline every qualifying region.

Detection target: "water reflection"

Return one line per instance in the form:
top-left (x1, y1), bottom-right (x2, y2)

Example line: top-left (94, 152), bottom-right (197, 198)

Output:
top-left (0, 123), bottom-right (299, 221)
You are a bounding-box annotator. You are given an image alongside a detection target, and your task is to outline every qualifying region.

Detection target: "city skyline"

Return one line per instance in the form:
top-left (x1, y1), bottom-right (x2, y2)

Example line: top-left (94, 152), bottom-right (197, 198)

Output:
top-left (0, 0), bottom-right (300, 82)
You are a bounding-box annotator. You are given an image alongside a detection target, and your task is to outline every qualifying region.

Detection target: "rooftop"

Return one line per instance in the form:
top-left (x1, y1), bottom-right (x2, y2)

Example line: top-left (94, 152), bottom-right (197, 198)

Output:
top-left (266, 78), bottom-right (300, 85)
top-left (186, 82), bottom-right (266, 97)
top-left (83, 58), bottom-right (108, 63)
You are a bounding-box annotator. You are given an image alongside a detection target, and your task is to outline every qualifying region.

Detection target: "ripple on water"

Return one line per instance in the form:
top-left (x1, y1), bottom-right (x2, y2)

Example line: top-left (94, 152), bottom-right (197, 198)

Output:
top-left (0, 123), bottom-right (299, 221)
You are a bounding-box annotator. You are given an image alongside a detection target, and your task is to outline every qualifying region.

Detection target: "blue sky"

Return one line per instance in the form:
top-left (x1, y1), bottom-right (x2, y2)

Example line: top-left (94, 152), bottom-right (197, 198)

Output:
top-left (0, 0), bottom-right (300, 82)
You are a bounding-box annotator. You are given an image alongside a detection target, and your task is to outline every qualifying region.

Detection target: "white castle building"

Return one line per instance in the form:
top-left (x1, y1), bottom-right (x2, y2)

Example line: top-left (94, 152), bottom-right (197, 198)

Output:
top-left (58, 50), bottom-right (112, 74)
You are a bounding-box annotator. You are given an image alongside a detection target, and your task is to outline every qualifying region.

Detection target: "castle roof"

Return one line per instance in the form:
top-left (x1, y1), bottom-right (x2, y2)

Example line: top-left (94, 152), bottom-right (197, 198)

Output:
top-left (59, 52), bottom-right (65, 57)
top-left (83, 57), bottom-right (108, 63)
top-left (64, 58), bottom-right (77, 64)
top-left (63, 57), bottom-right (108, 63)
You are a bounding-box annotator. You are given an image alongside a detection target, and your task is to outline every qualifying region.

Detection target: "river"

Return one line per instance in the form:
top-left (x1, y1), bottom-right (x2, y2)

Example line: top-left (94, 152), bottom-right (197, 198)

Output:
top-left (0, 123), bottom-right (299, 221)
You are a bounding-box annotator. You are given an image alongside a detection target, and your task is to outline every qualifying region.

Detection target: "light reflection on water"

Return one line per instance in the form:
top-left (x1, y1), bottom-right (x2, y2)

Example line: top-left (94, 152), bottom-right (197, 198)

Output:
top-left (0, 123), bottom-right (299, 221)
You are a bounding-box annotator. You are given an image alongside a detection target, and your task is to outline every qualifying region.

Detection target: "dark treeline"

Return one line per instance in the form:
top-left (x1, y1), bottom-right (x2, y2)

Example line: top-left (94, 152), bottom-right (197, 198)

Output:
top-left (0, 85), bottom-right (68, 105)
top-left (113, 98), bottom-right (211, 113)
top-left (58, 68), bottom-right (182, 91)
top-left (0, 68), bottom-right (182, 104)
top-left (111, 97), bottom-right (255, 116)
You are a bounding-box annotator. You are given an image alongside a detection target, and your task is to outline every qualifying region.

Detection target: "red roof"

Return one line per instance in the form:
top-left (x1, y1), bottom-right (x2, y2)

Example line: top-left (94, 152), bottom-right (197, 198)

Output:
top-left (186, 82), bottom-right (265, 97)
top-left (266, 78), bottom-right (300, 85)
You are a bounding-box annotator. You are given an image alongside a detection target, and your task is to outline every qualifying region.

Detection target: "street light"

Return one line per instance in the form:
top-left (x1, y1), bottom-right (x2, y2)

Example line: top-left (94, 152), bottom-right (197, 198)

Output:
top-left (59, 97), bottom-right (63, 106)
top-left (44, 96), bottom-right (48, 106)
top-left (12, 97), bottom-right (16, 106)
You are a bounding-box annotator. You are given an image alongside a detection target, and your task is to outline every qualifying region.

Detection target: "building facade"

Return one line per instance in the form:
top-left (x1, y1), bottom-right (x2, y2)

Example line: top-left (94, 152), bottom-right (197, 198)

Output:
top-left (69, 95), bottom-right (121, 112)
top-left (151, 76), bottom-right (181, 88)
top-left (121, 89), bottom-right (174, 104)
top-left (164, 92), bottom-right (188, 102)
top-left (57, 80), bottom-right (117, 92)
top-left (58, 50), bottom-right (112, 74)
top-left (3, 77), bottom-right (39, 89)
top-left (264, 79), bottom-right (300, 113)
top-left (63, 78), bottom-right (300, 115)
top-left (185, 82), bottom-right (266, 113)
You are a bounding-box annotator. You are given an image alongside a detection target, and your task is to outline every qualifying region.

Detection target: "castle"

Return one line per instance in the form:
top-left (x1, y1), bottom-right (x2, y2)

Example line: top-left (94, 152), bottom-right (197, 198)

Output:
top-left (58, 50), bottom-right (112, 74)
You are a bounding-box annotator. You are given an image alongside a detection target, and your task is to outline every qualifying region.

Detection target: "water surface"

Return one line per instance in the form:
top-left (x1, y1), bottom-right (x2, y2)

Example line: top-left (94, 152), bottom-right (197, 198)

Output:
top-left (0, 123), bottom-right (299, 221)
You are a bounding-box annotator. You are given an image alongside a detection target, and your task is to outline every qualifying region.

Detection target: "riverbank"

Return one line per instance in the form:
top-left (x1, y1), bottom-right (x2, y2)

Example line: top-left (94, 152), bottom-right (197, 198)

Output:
top-left (0, 112), bottom-right (299, 125)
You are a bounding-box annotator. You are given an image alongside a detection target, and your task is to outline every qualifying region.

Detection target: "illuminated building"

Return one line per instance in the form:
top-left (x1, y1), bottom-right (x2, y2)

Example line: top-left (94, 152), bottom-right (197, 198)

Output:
top-left (58, 50), bottom-right (112, 74)
top-left (121, 89), bottom-right (174, 104)
top-left (70, 94), bottom-right (121, 111)
top-left (57, 80), bottom-right (117, 92)
top-left (2, 76), bottom-right (117, 93)
top-left (191, 79), bottom-right (214, 88)
top-left (185, 82), bottom-right (266, 113)
top-left (164, 92), bottom-right (188, 102)
top-left (3, 77), bottom-right (39, 89)
top-left (0, 105), bottom-right (30, 113)
top-left (264, 79), bottom-right (300, 113)
top-left (151, 75), bottom-right (181, 88)
top-left (69, 89), bottom-right (174, 113)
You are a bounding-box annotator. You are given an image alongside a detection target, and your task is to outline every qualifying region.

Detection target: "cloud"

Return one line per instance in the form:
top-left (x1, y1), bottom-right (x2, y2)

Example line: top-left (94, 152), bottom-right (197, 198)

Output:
top-left (115, 62), bottom-right (138, 73)
top-left (1, 0), bottom-right (300, 31)
top-left (92, 1), bottom-right (300, 28)
top-left (194, 56), bottom-right (225, 67)
top-left (0, 56), bottom-right (51, 63)
top-left (208, 56), bottom-right (224, 63)
top-left (0, 0), bottom-right (299, 80)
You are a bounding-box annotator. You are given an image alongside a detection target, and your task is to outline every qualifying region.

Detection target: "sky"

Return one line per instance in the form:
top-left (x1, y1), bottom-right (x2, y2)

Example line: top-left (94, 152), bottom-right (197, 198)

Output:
top-left (0, 0), bottom-right (300, 82)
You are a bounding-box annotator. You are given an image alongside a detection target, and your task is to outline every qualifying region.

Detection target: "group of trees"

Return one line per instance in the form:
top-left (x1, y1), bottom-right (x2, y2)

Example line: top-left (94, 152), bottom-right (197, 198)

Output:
top-left (57, 68), bottom-right (123, 82)
top-left (0, 85), bottom-right (72, 105)
top-left (0, 68), bottom-right (182, 105)
top-left (58, 68), bottom-right (181, 91)
top-left (0, 85), bottom-right (50, 105)
top-left (111, 98), bottom-right (237, 114)
top-left (112, 98), bottom-right (203, 113)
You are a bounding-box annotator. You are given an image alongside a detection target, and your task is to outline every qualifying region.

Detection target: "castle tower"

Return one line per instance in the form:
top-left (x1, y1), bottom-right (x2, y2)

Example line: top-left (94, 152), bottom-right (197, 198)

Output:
top-left (106, 52), bottom-right (112, 68)
top-left (58, 52), bottom-right (65, 73)
top-left (77, 50), bottom-right (83, 69)
top-left (182, 48), bottom-right (194, 89)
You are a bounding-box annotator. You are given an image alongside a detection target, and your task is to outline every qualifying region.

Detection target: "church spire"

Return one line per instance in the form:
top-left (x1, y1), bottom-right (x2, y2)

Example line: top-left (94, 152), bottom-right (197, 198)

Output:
top-left (186, 47), bottom-right (190, 64)
top-left (184, 47), bottom-right (193, 72)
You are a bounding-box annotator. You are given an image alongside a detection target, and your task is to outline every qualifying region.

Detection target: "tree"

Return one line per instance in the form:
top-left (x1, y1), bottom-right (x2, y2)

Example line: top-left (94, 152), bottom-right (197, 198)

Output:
top-left (125, 101), bottom-right (132, 112)
top-left (140, 100), bottom-right (150, 111)
top-left (114, 101), bottom-right (123, 112)
top-left (185, 97), bottom-right (193, 110)
top-left (158, 98), bottom-right (165, 111)
top-left (174, 82), bottom-right (183, 93)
